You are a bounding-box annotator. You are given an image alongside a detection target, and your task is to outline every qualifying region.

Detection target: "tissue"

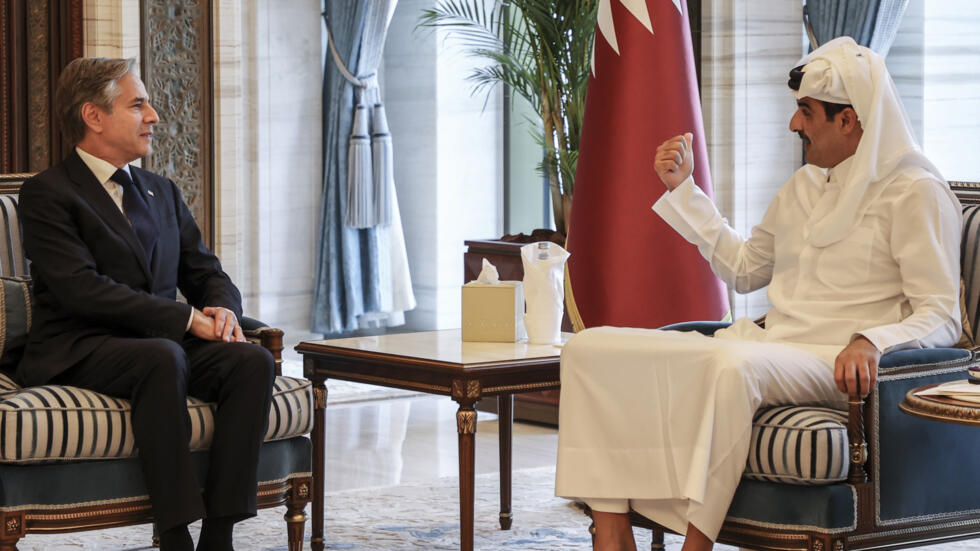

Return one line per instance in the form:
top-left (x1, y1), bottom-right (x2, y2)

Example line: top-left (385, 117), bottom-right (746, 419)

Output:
top-left (521, 242), bottom-right (570, 344)
top-left (475, 258), bottom-right (500, 284)
top-left (461, 258), bottom-right (527, 342)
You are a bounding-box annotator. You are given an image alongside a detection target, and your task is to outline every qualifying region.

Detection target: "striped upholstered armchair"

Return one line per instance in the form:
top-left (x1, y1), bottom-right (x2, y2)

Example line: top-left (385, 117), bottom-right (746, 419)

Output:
top-left (607, 181), bottom-right (980, 551)
top-left (0, 175), bottom-right (313, 550)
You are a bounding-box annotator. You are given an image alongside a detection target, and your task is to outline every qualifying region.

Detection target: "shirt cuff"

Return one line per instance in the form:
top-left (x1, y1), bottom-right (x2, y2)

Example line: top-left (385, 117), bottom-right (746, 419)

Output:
top-left (186, 309), bottom-right (195, 332)
top-left (651, 176), bottom-right (719, 245)
top-left (852, 330), bottom-right (911, 356)
top-left (652, 176), bottom-right (695, 206)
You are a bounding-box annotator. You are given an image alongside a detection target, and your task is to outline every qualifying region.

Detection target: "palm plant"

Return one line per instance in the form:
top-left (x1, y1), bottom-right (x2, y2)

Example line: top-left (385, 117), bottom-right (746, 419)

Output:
top-left (418, 0), bottom-right (598, 236)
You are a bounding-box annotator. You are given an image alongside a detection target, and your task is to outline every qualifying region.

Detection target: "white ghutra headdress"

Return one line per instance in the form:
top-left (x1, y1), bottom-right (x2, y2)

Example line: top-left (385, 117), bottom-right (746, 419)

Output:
top-left (792, 36), bottom-right (944, 248)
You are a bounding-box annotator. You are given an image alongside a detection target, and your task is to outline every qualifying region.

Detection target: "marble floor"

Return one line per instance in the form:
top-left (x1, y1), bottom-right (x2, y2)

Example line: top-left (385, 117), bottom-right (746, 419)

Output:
top-left (323, 394), bottom-right (559, 492)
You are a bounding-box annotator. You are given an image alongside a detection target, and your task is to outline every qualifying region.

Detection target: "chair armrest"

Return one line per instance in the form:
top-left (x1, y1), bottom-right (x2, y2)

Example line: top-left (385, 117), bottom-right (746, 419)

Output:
top-left (878, 347), bottom-right (971, 370)
top-left (658, 321), bottom-right (732, 335)
top-left (866, 348), bottom-right (980, 520)
top-left (847, 347), bottom-right (975, 492)
top-left (241, 316), bottom-right (285, 376)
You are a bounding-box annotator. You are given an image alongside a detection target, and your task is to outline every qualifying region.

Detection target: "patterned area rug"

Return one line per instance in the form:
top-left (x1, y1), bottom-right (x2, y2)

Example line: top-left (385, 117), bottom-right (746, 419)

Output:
top-left (18, 466), bottom-right (592, 550)
top-left (13, 466), bottom-right (970, 550)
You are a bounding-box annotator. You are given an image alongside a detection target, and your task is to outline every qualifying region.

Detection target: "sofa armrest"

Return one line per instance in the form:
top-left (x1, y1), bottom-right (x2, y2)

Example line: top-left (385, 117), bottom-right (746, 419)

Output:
top-left (241, 316), bottom-right (285, 376)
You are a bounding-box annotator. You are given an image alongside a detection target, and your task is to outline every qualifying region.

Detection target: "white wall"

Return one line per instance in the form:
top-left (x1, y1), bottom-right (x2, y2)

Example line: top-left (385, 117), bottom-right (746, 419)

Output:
top-left (213, 1), bottom-right (322, 343)
top-left (890, 0), bottom-right (980, 182)
top-left (383, 0), bottom-right (503, 330)
top-left (921, 0), bottom-right (980, 181)
top-left (83, 0), bottom-right (140, 60)
top-left (702, 0), bottom-right (804, 320)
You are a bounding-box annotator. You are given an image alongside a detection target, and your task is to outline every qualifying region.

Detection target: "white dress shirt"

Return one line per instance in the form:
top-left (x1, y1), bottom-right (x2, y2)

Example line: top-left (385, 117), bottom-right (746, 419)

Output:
top-left (75, 147), bottom-right (129, 215)
top-left (652, 158), bottom-right (962, 354)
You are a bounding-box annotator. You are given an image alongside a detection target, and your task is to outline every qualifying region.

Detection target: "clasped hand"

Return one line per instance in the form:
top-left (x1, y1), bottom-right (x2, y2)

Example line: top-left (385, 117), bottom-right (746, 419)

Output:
top-left (190, 306), bottom-right (245, 342)
top-left (834, 336), bottom-right (880, 398)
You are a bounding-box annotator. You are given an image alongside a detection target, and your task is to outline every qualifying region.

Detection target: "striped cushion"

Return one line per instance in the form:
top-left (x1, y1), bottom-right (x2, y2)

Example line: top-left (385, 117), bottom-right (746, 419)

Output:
top-left (962, 205), bottom-right (980, 344)
top-left (264, 376), bottom-right (314, 442)
top-left (0, 373), bottom-right (312, 463)
top-left (743, 405), bottom-right (849, 485)
top-left (0, 371), bottom-right (18, 394)
top-left (0, 195), bottom-right (28, 278)
top-left (0, 277), bottom-right (31, 370)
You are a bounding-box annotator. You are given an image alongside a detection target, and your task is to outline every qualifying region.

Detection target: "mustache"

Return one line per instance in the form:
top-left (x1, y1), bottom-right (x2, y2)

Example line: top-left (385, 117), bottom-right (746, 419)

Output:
top-left (796, 131), bottom-right (810, 145)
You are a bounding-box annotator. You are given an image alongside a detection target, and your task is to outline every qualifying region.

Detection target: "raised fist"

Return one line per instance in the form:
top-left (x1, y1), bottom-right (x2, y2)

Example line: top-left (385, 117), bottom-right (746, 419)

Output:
top-left (654, 132), bottom-right (694, 191)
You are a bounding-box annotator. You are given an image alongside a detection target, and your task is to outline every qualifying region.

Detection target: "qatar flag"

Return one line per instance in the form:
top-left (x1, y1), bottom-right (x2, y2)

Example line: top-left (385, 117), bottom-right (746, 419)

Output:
top-left (565, 0), bottom-right (729, 330)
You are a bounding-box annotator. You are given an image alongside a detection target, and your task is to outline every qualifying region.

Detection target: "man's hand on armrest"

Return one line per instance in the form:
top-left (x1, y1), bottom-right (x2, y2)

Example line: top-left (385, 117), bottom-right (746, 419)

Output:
top-left (654, 132), bottom-right (694, 191)
top-left (835, 336), bottom-right (881, 398)
top-left (189, 307), bottom-right (245, 342)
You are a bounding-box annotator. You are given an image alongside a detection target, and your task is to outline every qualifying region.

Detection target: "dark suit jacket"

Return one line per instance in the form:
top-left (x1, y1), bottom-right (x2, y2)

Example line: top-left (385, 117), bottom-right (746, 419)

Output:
top-left (16, 151), bottom-right (242, 387)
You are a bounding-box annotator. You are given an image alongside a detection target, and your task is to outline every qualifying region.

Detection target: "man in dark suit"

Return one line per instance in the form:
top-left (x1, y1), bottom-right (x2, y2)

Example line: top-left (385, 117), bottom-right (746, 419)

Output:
top-left (17, 57), bottom-right (275, 551)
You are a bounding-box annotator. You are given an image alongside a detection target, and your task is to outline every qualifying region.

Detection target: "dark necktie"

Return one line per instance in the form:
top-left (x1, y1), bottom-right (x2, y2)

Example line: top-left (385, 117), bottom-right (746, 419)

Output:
top-left (112, 168), bottom-right (158, 262)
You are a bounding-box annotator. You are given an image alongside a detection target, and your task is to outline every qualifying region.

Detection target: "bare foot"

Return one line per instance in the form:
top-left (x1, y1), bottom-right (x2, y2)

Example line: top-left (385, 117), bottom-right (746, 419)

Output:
top-left (680, 523), bottom-right (713, 551)
top-left (593, 511), bottom-right (637, 551)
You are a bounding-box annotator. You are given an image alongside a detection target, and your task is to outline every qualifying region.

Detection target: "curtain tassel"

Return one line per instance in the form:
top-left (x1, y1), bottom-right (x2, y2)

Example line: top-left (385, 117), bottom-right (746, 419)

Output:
top-left (371, 102), bottom-right (393, 226)
top-left (345, 93), bottom-right (375, 229)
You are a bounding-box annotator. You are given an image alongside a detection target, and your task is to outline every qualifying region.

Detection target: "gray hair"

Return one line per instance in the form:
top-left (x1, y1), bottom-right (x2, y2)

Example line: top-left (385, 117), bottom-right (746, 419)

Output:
top-left (54, 57), bottom-right (137, 146)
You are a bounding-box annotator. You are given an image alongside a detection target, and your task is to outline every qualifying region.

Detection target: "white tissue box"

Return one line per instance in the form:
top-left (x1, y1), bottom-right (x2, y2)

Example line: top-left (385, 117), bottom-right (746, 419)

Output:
top-left (461, 281), bottom-right (525, 342)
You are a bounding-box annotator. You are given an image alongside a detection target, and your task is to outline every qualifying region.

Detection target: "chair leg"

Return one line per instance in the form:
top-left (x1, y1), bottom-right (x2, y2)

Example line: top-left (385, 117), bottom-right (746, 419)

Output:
top-left (285, 477), bottom-right (312, 551)
top-left (285, 502), bottom-right (307, 551)
top-left (651, 527), bottom-right (665, 550)
top-left (0, 512), bottom-right (23, 551)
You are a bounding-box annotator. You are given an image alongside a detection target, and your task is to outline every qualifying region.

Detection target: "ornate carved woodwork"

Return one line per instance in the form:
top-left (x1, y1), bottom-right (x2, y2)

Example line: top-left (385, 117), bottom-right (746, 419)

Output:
top-left (140, 0), bottom-right (214, 247)
top-left (901, 385), bottom-right (980, 425)
top-left (847, 395), bottom-right (868, 483)
top-left (0, 476), bottom-right (308, 550)
top-left (456, 408), bottom-right (477, 434)
top-left (1, 0), bottom-right (83, 174)
top-left (27, 0), bottom-right (50, 171)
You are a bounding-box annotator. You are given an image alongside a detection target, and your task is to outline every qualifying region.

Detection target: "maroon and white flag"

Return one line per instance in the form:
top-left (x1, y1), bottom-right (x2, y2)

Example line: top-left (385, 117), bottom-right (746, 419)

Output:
top-left (566, 0), bottom-right (729, 329)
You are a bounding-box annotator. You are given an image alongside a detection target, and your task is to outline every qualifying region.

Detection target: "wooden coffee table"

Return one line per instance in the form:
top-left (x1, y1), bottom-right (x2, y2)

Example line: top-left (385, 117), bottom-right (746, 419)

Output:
top-left (297, 329), bottom-right (567, 551)
top-left (900, 382), bottom-right (980, 426)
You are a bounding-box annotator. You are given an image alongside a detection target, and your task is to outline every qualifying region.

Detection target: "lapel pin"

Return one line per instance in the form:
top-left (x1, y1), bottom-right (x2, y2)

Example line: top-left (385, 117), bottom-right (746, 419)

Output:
top-left (147, 190), bottom-right (155, 197)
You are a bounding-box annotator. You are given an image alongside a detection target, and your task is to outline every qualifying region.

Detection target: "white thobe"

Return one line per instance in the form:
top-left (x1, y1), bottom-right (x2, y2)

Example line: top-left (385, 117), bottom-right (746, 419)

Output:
top-left (555, 158), bottom-right (961, 541)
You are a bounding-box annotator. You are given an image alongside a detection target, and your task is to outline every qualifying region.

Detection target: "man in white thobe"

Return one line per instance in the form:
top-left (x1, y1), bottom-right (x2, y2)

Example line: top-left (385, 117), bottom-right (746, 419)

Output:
top-left (555, 37), bottom-right (962, 551)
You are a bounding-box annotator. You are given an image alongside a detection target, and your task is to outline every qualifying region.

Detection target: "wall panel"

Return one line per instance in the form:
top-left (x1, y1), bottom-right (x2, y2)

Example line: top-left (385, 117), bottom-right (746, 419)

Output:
top-left (1, 0), bottom-right (83, 175)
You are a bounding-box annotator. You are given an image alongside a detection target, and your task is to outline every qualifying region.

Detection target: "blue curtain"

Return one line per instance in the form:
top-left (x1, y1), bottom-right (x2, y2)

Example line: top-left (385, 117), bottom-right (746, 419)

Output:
top-left (312, 1), bottom-right (388, 335)
top-left (804, 0), bottom-right (909, 56)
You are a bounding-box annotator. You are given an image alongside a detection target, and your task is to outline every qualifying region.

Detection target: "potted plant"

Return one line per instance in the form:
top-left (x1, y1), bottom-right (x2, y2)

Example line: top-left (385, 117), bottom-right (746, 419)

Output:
top-left (418, 0), bottom-right (598, 237)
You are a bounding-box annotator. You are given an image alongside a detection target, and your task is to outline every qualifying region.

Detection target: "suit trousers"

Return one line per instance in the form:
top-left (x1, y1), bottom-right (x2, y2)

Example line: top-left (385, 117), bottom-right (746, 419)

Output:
top-left (54, 336), bottom-right (275, 532)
